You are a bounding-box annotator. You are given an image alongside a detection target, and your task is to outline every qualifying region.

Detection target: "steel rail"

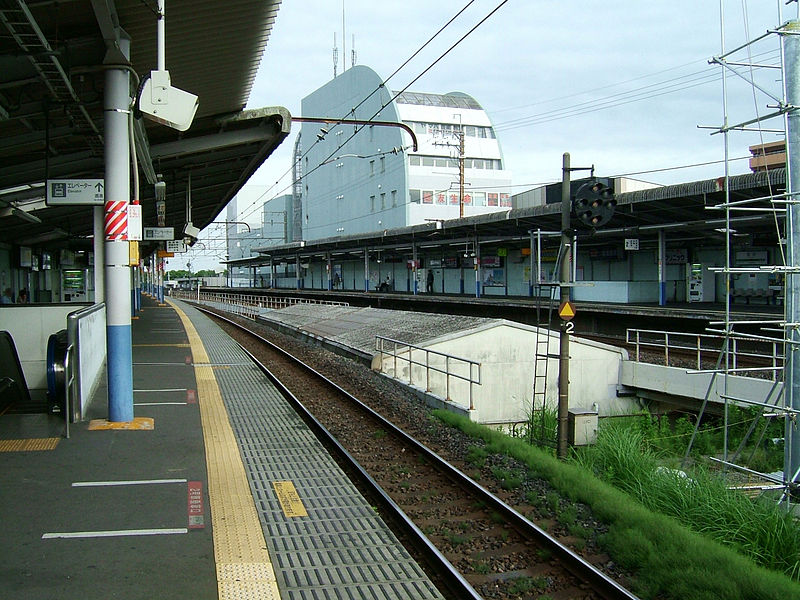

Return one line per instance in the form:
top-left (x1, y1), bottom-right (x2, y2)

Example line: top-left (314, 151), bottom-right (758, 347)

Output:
top-left (199, 307), bottom-right (480, 600)
top-left (197, 304), bottom-right (641, 600)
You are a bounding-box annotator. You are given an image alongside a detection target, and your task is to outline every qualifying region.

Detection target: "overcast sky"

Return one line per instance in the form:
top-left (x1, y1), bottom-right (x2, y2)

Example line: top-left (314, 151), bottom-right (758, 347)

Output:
top-left (177, 0), bottom-right (795, 269)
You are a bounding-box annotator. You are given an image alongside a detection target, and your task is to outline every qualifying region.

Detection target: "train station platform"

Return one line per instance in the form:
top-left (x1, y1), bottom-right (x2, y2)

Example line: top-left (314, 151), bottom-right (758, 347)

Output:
top-left (202, 287), bottom-right (784, 339)
top-left (0, 296), bottom-right (443, 600)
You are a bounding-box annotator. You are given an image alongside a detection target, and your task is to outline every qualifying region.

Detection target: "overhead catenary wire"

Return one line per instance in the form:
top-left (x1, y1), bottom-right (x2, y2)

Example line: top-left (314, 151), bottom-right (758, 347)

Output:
top-left (234, 9), bottom-right (781, 230)
top-left (236, 0), bottom-right (511, 226)
top-left (234, 0), bottom-right (480, 225)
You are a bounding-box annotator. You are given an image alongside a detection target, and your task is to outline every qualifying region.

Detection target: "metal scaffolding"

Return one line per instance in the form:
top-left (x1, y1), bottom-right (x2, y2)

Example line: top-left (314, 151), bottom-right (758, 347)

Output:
top-left (687, 2), bottom-right (800, 507)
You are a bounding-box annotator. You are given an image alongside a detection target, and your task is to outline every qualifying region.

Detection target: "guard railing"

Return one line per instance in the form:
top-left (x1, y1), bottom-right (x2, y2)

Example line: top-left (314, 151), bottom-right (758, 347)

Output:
top-left (375, 335), bottom-right (481, 410)
top-left (171, 290), bottom-right (349, 319)
top-left (626, 328), bottom-right (783, 380)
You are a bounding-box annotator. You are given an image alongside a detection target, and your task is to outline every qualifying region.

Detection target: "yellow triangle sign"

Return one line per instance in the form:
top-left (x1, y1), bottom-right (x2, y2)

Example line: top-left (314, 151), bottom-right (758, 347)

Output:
top-left (558, 300), bottom-right (576, 320)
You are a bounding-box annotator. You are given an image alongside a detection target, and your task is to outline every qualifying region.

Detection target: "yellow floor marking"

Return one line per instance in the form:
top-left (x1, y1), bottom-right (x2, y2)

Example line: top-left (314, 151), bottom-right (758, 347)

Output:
top-left (88, 417), bottom-right (154, 431)
top-left (0, 438), bottom-right (60, 452)
top-left (169, 299), bottom-right (281, 600)
top-left (272, 481), bottom-right (308, 518)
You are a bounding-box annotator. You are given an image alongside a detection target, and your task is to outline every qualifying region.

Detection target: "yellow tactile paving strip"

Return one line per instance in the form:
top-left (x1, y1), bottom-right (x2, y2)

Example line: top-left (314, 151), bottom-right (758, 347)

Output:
top-left (0, 437), bottom-right (60, 452)
top-left (169, 299), bottom-right (281, 600)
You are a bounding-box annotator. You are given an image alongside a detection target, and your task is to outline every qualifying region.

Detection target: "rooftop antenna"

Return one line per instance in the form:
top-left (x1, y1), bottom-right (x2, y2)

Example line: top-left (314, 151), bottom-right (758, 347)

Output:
top-left (351, 33), bottom-right (357, 68)
top-left (332, 32), bottom-right (338, 78)
top-left (342, 0), bottom-right (346, 73)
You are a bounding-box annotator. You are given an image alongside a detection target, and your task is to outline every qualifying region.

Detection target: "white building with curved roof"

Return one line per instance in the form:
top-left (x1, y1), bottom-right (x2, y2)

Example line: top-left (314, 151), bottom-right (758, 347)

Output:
top-left (298, 65), bottom-right (513, 241)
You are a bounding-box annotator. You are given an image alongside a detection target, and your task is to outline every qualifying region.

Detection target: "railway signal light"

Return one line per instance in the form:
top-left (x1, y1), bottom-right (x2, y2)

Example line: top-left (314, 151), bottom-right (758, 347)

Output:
top-left (573, 180), bottom-right (616, 228)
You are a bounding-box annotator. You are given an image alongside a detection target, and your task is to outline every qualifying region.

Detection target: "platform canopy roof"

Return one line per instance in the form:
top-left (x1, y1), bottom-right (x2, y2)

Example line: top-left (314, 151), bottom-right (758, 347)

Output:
top-left (227, 168), bottom-right (785, 267)
top-left (0, 0), bottom-right (289, 250)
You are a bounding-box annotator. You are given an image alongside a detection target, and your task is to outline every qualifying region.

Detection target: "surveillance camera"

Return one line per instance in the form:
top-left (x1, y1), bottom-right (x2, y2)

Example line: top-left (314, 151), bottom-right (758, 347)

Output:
top-left (154, 180), bottom-right (166, 202)
top-left (138, 70), bottom-right (198, 132)
top-left (183, 222), bottom-right (200, 246)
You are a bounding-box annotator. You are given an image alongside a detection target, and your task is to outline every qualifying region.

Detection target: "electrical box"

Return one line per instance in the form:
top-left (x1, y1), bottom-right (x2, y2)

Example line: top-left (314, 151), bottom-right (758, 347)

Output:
top-left (568, 409), bottom-right (598, 447)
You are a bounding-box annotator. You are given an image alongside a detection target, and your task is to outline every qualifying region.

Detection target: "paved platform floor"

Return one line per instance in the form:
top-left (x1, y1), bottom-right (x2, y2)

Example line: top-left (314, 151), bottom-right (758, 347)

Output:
top-left (0, 295), bottom-right (443, 600)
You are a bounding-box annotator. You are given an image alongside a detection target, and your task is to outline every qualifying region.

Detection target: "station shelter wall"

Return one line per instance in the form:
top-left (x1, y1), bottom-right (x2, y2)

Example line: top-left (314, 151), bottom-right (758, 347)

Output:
top-left (266, 243), bottom-right (779, 304)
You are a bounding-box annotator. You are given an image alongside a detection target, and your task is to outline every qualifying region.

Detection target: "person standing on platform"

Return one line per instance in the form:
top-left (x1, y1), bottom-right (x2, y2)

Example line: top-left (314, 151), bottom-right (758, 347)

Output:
top-left (16, 289), bottom-right (28, 303)
top-left (426, 269), bottom-right (434, 294)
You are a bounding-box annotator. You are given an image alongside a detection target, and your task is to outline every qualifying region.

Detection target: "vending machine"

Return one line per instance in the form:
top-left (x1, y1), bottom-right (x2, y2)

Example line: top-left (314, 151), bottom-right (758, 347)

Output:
top-left (686, 263), bottom-right (715, 303)
top-left (61, 269), bottom-right (88, 302)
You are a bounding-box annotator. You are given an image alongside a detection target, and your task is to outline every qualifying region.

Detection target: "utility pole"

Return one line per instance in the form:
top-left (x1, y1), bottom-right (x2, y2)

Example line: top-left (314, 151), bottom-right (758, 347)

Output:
top-left (556, 154), bottom-right (609, 459)
top-left (458, 126), bottom-right (465, 218)
top-left (784, 19), bottom-right (800, 495)
top-left (432, 118), bottom-right (466, 218)
top-left (557, 153), bottom-right (572, 459)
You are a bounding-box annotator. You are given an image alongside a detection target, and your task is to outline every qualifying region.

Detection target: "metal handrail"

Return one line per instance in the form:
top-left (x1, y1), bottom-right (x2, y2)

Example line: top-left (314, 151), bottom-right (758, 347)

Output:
top-left (63, 344), bottom-right (75, 439)
top-left (375, 335), bottom-right (481, 410)
top-left (172, 290), bottom-right (349, 316)
top-left (626, 328), bottom-right (783, 379)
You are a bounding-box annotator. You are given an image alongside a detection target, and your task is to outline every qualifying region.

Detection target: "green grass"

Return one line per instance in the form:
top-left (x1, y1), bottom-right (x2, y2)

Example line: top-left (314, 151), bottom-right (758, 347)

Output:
top-left (433, 408), bottom-right (800, 600)
top-left (508, 575), bottom-right (548, 594)
top-left (473, 560), bottom-right (490, 574)
top-left (574, 421), bottom-right (800, 580)
top-left (466, 445), bottom-right (488, 467)
top-left (491, 466), bottom-right (524, 490)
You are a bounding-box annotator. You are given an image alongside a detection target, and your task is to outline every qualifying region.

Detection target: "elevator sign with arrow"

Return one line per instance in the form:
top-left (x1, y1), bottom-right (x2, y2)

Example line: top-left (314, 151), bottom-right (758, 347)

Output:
top-left (46, 179), bottom-right (105, 206)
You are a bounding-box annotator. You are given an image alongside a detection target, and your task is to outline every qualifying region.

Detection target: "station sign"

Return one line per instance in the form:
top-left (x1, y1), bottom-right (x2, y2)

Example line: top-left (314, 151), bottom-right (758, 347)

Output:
top-left (143, 227), bottom-right (174, 241)
top-left (558, 300), bottom-right (576, 321)
top-left (128, 204), bottom-right (142, 241)
top-left (46, 179), bottom-right (104, 205)
top-left (624, 238), bottom-right (640, 251)
top-left (166, 240), bottom-right (186, 253)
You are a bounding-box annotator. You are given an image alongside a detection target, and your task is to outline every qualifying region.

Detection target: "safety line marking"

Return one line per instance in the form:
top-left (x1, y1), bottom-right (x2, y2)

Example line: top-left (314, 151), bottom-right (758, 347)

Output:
top-left (0, 438), bottom-right (60, 452)
top-left (272, 481), bottom-right (308, 518)
top-left (134, 388), bottom-right (187, 392)
top-left (133, 343), bottom-right (190, 348)
top-left (43, 528), bottom-right (187, 540)
top-left (134, 402), bottom-right (188, 406)
top-left (72, 479), bottom-right (188, 487)
top-left (169, 299), bottom-right (280, 599)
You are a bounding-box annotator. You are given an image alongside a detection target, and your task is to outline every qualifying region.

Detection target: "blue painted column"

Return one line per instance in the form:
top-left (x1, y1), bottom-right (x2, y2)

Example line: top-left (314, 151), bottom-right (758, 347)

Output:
top-left (364, 249), bottom-right (370, 292)
top-left (658, 230), bottom-right (667, 306)
top-left (135, 266), bottom-right (141, 313)
top-left (327, 252), bottom-right (332, 290)
top-left (474, 237), bottom-right (481, 298)
top-left (528, 230), bottom-right (534, 297)
top-left (412, 244), bottom-right (418, 295)
top-left (158, 259), bottom-right (164, 303)
top-left (104, 33), bottom-right (133, 422)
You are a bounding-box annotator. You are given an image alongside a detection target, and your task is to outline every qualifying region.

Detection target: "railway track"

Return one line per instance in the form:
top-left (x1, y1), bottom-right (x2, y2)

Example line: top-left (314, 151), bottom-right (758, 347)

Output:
top-left (198, 305), bottom-right (640, 600)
